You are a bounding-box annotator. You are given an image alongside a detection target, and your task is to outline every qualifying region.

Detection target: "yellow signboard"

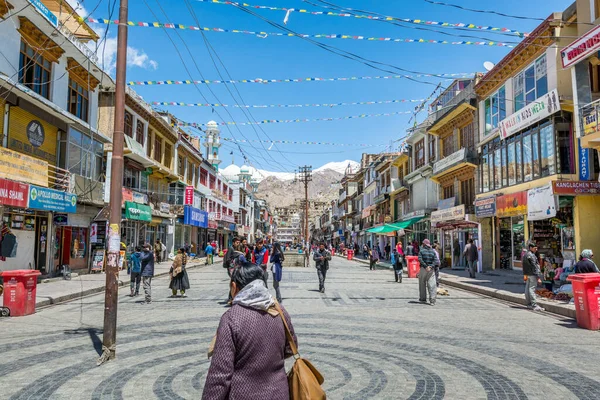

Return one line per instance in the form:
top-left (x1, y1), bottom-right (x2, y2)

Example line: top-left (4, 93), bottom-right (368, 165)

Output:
top-left (582, 104), bottom-right (600, 136)
top-left (0, 147), bottom-right (48, 187)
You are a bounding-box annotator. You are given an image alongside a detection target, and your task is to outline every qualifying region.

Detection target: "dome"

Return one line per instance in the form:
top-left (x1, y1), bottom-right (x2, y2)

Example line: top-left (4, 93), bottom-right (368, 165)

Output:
top-left (206, 120), bottom-right (219, 129)
top-left (240, 165), bottom-right (250, 174)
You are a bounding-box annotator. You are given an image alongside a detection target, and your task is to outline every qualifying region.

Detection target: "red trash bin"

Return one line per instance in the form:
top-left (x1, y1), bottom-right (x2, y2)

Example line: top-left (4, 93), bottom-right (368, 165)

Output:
top-left (347, 250), bottom-right (354, 261)
top-left (568, 273), bottom-right (600, 330)
top-left (406, 256), bottom-right (419, 278)
top-left (1, 270), bottom-right (41, 317)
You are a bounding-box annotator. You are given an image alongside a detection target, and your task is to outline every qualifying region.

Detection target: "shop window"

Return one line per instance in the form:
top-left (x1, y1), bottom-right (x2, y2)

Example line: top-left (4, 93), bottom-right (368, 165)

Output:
top-left (428, 135), bottom-right (436, 162)
top-left (507, 142), bottom-right (516, 186)
top-left (153, 135), bottom-right (162, 163)
top-left (67, 129), bottom-right (103, 180)
top-left (19, 40), bottom-right (52, 99)
top-left (523, 133), bottom-right (533, 182)
top-left (67, 78), bottom-right (89, 122)
top-left (135, 120), bottom-right (145, 145)
top-left (414, 139), bottom-right (425, 168)
top-left (124, 111), bottom-right (133, 138)
top-left (164, 143), bottom-right (172, 169)
top-left (71, 228), bottom-right (87, 259)
top-left (557, 122), bottom-right (575, 175)
top-left (484, 86), bottom-right (506, 135)
top-left (501, 146), bottom-right (508, 187)
top-left (515, 140), bottom-right (523, 183)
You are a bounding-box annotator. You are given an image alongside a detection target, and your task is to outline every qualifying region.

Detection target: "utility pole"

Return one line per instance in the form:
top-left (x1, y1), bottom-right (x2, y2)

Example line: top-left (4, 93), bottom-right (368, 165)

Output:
top-left (298, 166), bottom-right (312, 267)
top-left (98, 0), bottom-right (129, 365)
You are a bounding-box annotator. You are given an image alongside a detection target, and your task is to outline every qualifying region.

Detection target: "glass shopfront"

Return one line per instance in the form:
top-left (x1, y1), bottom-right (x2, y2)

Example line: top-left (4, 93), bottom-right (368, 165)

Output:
top-left (498, 216), bottom-right (526, 269)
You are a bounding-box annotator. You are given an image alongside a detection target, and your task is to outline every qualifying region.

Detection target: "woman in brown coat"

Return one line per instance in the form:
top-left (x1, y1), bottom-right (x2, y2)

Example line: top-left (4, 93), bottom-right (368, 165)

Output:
top-left (169, 248), bottom-right (190, 297)
top-left (202, 262), bottom-right (297, 400)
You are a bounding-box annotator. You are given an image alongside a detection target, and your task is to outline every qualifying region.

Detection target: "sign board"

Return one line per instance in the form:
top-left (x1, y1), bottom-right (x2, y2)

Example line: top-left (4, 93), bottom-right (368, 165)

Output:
top-left (582, 103), bottom-right (600, 136)
top-left (26, 120), bottom-right (45, 148)
top-left (183, 206), bottom-right (208, 228)
top-left (27, 0), bottom-right (58, 26)
top-left (91, 249), bottom-right (105, 271)
top-left (0, 147), bottom-right (48, 187)
top-left (431, 204), bottom-right (465, 224)
top-left (496, 191), bottom-right (527, 218)
top-left (0, 178), bottom-right (29, 208)
top-left (193, 191), bottom-right (203, 210)
top-left (402, 209), bottom-right (426, 221)
top-left (552, 180), bottom-right (600, 195)
top-left (160, 202), bottom-right (170, 213)
top-left (437, 197), bottom-right (456, 211)
top-left (122, 188), bottom-right (133, 205)
top-left (561, 24), bottom-right (600, 68)
top-left (132, 191), bottom-right (148, 205)
top-left (124, 201), bottom-right (152, 222)
top-left (208, 220), bottom-right (218, 229)
top-left (499, 89), bottom-right (560, 140)
top-left (53, 213), bottom-right (68, 226)
top-left (474, 196), bottom-right (496, 218)
top-left (90, 222), bottom-right (98, 243)
top-left (527, 184), bottom-right (557, 221)
top-left (184, 186), bottom-right (194, 205)
top-left (578, 139), bottom-right (594, 181)
top-left (28, 185), bottom-right (77, 213)
top-left (433, 148), bottom-right (466, 175)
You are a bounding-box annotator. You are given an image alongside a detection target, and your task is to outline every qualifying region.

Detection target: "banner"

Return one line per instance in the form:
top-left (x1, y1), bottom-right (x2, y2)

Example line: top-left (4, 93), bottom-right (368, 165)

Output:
top-left (0, 147), bottom-right (48, 187)
top-left (431, 205), bottom-right (465, 224)
top-left (496, 191), bottom-right (527, 218)
top-left (28, 185), bottom-right (77, 213)
top-left (499, 89), bottom-right (561, 140)
top-left (527, 184), bottom-right (557, 221)
top-left (183, 206), bottom-right (208, 228)
top-left (184, 186), bottom-right (194, 205)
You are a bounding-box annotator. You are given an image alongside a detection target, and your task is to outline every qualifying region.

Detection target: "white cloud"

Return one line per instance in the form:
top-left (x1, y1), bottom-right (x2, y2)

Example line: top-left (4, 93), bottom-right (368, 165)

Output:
top-left (94, 37), bottom-right (159, 74)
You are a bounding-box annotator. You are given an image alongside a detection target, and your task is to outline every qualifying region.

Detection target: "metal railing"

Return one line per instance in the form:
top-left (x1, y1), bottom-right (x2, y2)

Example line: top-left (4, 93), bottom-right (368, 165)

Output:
top-left (49, 164), bottom-right (72, 192)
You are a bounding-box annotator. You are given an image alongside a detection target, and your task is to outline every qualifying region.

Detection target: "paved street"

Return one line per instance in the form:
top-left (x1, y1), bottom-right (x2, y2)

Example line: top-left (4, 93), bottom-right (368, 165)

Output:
top-left (1, 257), bottom-right (600, 400)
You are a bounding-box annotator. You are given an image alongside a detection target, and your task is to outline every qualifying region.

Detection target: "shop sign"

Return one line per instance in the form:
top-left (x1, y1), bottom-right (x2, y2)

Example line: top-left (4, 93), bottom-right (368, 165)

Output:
top-left (160, 202), bottom-right (170, 213)
top-left (183, 206), bottom-right (208, 228)
top-left (122, 188), bottom-right (133, 205)
top-left (552, 180), bottom-right (600, 195)
top-left (124, 201), bottom-right (152, 222)
top-left (184, 186), bottom-right (194, 205)
top-left (0, 147), bottom-right (48, 187)
top-left (581, 103), bottom-right (600, 136)
top-left (499, 89), bottom-right (560, 140)
top-left (26, 120), bottom-right (45, 148)
top-left (29, 185), bottom-right (77, 213)
top-left (53, 213), bottom-right (68, 226)
top-left (496, 191), bottom-right (527, 218)
top-left (229, 224), bottom-right (237, 231)
top-left (0, 178), bottom-right (29, 208)
top-left (90, 223), bottom-right (98, 243)
top-left (437, 197), bottom-right (456, 210)
top-left (402, 209), bottom-right (426, 221)
top-left (208, 220), bottom-right (218, 229)
top-left (431, 205), bottom-right (465, 224)
top-left (561, 24), bottom-right (600, 68)
top-left (132, 191), bottom-right (148, 205)
top-left (474, 196), bottom-right (496, 218)
top-left (578, 139), bottom-right (594, 181)
top-left (193, 192), bottom-right (202, 210)
top-left (27, 0), bottom-right (58, 26)
top-left (527, 184), bottom-right (557, 221)
top-left (433, 148), bottom-right (466, 175)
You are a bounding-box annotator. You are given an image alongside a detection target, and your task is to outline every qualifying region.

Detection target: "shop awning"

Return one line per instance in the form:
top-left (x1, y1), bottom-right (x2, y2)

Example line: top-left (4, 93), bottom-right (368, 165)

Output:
top-left (396, 216), bottom-right (425, 229)
top-left (366, 223), bottom-right (405, 234)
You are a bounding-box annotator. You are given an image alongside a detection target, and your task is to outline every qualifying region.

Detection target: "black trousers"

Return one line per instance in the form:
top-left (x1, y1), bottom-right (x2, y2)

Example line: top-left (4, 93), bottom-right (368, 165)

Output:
top-left (317, 267), bottom-right (327, 290)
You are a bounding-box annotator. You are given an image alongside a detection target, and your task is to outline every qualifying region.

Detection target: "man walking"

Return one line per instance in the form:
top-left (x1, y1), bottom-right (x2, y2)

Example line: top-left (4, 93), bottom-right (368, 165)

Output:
top-left (140, 244), bottom-right (155, 304)
top-left (523, 242), bottom-right (545, 312)
top-left (129, 246), bottom-right (142, 296)
top-left (252, 239), bottom-right (269, 287)
top-left (464, 239), bottom-right (479, 278)
top-left (205, 242), bottom-right (214, 265)
top-left (314, 242), bottom-right (332, 293)
top-left (418, 239), bottom-right (438, 306)
top-left (154, 239), bottom-right (163, 263)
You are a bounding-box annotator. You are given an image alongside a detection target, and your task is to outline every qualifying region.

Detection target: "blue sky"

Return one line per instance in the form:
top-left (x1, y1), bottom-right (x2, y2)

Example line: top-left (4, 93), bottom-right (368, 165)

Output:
top-left (87, 0), bottom-right (571, 172)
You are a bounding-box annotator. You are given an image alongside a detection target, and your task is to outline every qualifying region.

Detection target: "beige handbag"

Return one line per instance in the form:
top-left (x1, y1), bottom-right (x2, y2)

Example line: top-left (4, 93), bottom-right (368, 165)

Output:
top-left (274, 302), bottom-right (326, 400)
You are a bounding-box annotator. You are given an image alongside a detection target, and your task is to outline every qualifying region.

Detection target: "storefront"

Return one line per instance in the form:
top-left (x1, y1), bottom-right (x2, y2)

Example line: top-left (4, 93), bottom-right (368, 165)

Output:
top-left (431, 204), bottom-right (479, 269)
top-left (495, 191), bottom-right (528, 270)
top-left (121, 201), bottom-right (152, 250)
top-left (401, 209), bottom-right (431, 246)
top-left (54, 208), bottom-right (97, 271)
top-left (183, 205), bottom-right (208, 255)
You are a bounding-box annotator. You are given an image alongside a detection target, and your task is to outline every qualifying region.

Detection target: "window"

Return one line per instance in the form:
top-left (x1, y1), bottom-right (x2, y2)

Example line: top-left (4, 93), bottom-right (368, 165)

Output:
top-left (515, 140), bottom-right (523, 183)
top-left (461, 122), bottom-right (475, 150)
top-left (123, 167), bottom-right (140, 189)
top-left (481, 152), bottom-right (490, 193)
top-left (514, 55), bottom-right (548, 111)
top-left (442, 184), bottom-right (454, 200)
top-left (67, 78), bottom-right (89, 122)
top-left (539, 123), bottom-right (555, 176)
top-left (229, 188), bottom-right (233, 201)
top-left (19, 41), bottom-right (52, 99)
top-left (209, 175), bottom-right (216, 189)
top-left (428, 135), bottom-right (436, 162)
top-left (532, 130), bottom-right (540, 179)
top-left (67, 129), bottom-right (103, 180)
top-left (135, 120), bottom-right (145, 145)
top-left (177, 156), bottom-right (184, 177)
top-left (200, 168), bottom-right (208, 186)
top-left (493, 147), bottom-right (501, 190)
top-left (147, 131), bottom-right (153, 158)
top-left (501, 146), bottom-right (508, 187)
top-left (164, 143), bottom-right (172, 169)
top-left (460, 178), bottom-right (475, 209)
top-left (523, 133), bottom-right (533, 182)
top-left (124, 111), bottom-right (133, 138)
top-left (153, 135), bottom-right (162, 163)
top-left (484, 87), bottom-right (506, 135)
top-left (415, 139), bottom-right (425, 168)
top-left (442, 134), bottom-right (455, 157)
top-left (507, 142), bottom-right (516, 186)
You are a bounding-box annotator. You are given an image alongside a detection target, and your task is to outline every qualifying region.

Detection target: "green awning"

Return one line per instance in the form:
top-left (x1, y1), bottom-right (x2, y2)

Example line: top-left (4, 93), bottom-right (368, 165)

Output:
top-left (366, 217), bottom-right (425, 234)
top-left (396, 216), bottom-right (425, 229)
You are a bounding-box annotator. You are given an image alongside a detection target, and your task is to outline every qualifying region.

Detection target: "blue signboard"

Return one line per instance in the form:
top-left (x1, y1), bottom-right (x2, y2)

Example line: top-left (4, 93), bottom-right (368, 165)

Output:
top-left (579, 138), bottom-right (593, 181)
top-left (28, 185), bottom-right (77, 213)
top-left (28, 0), bottom-right (58, 26)
top-left (183, 206), bottom-right (208, 228)
top-left (474, 196), bottom-right (496, 218)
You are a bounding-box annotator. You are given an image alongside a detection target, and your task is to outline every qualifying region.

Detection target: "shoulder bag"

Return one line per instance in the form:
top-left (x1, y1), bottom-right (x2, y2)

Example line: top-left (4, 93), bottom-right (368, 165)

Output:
top-left (274, 302), bottom-right (326, 400)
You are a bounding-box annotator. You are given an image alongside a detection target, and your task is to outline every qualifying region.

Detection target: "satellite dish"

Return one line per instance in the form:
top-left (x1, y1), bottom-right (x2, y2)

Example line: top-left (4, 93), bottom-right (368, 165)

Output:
top-left (483, 61), bottom-right (495, 71)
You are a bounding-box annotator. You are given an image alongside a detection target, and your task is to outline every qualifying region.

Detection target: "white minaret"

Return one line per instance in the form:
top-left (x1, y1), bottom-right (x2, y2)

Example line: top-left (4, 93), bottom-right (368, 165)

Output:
top-left (205, 120), bottom-right (221, 171)
top-left (238, 165), bottom-right (252, 183)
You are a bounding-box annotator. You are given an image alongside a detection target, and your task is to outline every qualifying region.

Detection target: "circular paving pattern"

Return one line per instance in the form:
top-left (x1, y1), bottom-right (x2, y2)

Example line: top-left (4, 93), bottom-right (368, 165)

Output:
top-left (1, 258), bottom-right (600, 399)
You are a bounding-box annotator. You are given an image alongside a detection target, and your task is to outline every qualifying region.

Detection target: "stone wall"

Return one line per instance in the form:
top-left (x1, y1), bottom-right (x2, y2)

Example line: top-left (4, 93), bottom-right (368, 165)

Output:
top-left (282, 252), bottom-right (308, 267)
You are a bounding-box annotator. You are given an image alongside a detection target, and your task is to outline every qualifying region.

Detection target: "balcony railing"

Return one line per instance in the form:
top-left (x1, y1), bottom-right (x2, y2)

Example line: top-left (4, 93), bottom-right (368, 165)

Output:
top-left (50, 165), bottom-right (72, 192)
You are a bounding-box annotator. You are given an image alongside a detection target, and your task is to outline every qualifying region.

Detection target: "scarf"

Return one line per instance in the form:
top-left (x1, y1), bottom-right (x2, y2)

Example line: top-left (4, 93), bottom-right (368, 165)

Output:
top-left (232, 279), bottom-right (275, 312)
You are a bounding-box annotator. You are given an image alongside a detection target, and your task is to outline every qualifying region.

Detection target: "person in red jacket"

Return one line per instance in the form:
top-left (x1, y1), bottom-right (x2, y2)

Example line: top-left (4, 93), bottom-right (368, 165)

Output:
top-left (252, 239), bottom-right (270, 287)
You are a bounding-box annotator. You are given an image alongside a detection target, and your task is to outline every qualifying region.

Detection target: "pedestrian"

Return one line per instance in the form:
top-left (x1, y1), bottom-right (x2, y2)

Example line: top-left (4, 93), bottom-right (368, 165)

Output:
top-left (314, 242), bottom-right (331, 293)
top-left (406, 241), bottom-right (414, 256)
top-left (224, 237), bottom-right (243, 305)
top-left (574, 249), bottom-right (600, 273)
top-left (154, 239), bottom-right (163, 263)
top-left (453, 238), bottom-right (461, 267)
top-left (252, 239), bottom-right (269, 287)
top-left (129, 246), bottom-right (142, 297)
top-left (363, 244), bottom-right (369, 259)
top-left (432, 243), bottom-right (441, 287)
top-left (522, 241), bottom-right (545, 312)
top-left (369, 246), bottom-right (379, 271)
top-left (385, 243), bottom-right (391, 260)
top-left (241, 238), bottom-right (252, 260)
top-left (413, 240), bottom-right (420, 256)
top-left (463, 239), bottom-right (479, 278)
top-left (202, 261), bottom-right (297, 400)
top-left (184, 243), bottom-right (191, 256)
top-left (270, 242), bottom-right (285, 303)
top-left (418, 239), bottom-right (438, 306)
top-left (169, 248), bottom-right (190, 297)
top-left (140, 244), bottom-right (155, 304)
top-left (205, 242), bottom-right (214, 265)
top-left (392, 249), bottom-right (403, 283)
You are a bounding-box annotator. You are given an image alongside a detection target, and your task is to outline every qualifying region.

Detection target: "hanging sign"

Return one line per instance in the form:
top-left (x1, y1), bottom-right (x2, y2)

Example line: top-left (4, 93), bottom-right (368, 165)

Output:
top-left (578, 139), bottom-right (594, 181)
top-left (53, 213), bottom-right (68, 226)
top-left (28, 0), bottom-right (58, 26)
top-left (499, 89), bottom-right (560, 140)
top-left (527, 184), bottom-right (557, 221)
top-left (184, 186), bottom-right (194, 205)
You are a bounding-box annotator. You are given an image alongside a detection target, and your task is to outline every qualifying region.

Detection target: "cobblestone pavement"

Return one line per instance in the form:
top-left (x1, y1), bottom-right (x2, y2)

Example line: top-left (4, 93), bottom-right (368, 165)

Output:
top-left (1, 257), bottom-right (600, 400)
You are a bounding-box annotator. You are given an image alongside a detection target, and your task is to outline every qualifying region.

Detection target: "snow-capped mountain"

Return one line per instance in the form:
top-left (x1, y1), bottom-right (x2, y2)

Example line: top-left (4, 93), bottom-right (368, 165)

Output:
top-left (221, 159), bottom-right (359, 183)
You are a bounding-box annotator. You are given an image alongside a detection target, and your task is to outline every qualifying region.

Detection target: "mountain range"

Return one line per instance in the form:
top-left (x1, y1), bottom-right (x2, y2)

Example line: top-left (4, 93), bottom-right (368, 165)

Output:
top-left (221, 160), bottom-right (360, 182)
